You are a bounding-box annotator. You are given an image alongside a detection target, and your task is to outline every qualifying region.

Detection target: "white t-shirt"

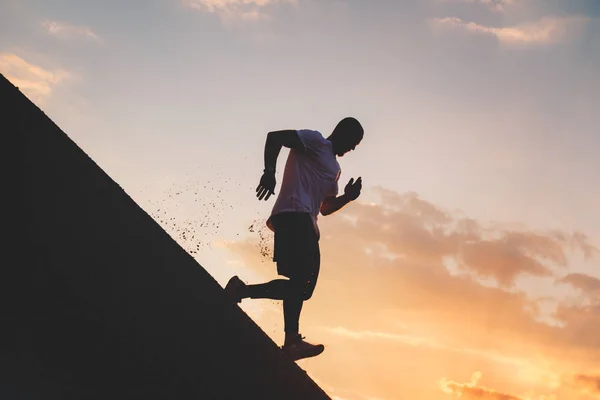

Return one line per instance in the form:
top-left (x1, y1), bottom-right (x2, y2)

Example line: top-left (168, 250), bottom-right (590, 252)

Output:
top-left (267, 129), bottom-right (341, 238)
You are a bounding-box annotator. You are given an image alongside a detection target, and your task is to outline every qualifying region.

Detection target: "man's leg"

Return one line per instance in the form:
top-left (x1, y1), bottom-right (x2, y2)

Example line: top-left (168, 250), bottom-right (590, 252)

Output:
top-left (226, 275), bottom-right (305, 342)
top-left (224, 276), bottom-right (301, 302)
top-left (280, 275), bottom-right (323, 360)
top-left (235, 277), bottom-right (306, 343)
top-left (244, 279), bottom-right (292, 300)
top-left (225, 271), bottom-right (323, 360)
top-left (282, 278), bottom-right (306, 345)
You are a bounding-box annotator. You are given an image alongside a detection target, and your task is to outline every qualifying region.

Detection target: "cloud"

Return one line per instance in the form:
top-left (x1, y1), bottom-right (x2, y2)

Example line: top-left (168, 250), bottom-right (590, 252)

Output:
top-left (336, 188), bottom-right (594, 286)
top-left (571, 374), bottom-right (600, 395)
top-left (325, 326), bottom-right (444, 348)
top-left (441, 372), bottom-right (520, 399)
top-left (0, 53), bottom-right (70, 103)
top-left (552, 302), bottom-right (600, 350)
top-left (183, 0), bottom-right (296, 22)
top-left (42, 21), bottom-right (102, 43)
top-left (430, 15), bottom-right (590, 46)
top-left (459, 239), bottom-right (553, 285)
top-left (554, 274), bottom-right (600, 349)
top-left (326, 325), bottom-right (562, 387)
top-left (185, 0), bottom-right (274, 12)
top-left (570, 232), bottom-right (600, 261)
top-left (440, 372), bottom-right (559, 400)
top-left (439, 0), bottom-right (519, 13)
top-left (558, 273), bottom-right (600, 299)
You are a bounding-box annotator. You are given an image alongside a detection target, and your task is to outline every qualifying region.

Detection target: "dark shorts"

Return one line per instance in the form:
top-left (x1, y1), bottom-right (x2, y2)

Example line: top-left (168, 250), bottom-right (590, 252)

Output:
top-left (271, 212), bottom-right (320, 299)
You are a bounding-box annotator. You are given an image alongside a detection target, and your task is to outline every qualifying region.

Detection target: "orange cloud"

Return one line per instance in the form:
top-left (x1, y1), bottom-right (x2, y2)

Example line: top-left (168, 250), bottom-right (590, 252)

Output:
top-left (459, 239), bottom-right (553, 285)
top-left (0, 53), bottom-right (70, 104)
top-left (441, 372), bottom-right (522, 399)
top-left (440, 372), bottom-right (561, 399)
top-left (559, 273), bottom-right (600, 299)
top-left (572, 374), bottom-right (600, 395)
top-left (430, 16), bottom-right (590, 47)
top-left (334, 188), bottom-right (594, 286)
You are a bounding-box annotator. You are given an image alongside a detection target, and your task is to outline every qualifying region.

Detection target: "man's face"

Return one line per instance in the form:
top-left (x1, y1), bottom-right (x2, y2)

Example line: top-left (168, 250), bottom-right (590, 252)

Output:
top-left (336, 132), bottom-right (362, 156)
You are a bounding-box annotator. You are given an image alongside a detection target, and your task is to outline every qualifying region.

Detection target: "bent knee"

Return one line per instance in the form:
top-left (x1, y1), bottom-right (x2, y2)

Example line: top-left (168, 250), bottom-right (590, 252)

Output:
top-left (302, 279), bottom-right (317, 300)
top-left (288, 278), bottom-right (315, 300)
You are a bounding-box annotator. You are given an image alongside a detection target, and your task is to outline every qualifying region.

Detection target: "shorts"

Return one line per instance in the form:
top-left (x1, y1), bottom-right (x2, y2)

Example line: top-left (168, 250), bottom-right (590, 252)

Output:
top-left (270, 212), bottom-right (320, 299)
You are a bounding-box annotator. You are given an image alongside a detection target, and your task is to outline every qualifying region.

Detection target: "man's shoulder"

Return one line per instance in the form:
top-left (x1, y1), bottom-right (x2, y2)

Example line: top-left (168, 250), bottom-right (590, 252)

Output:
top-left (296, 129), bottom-right (327, 147)
top-left (296, 129), bottom-right (325, 139)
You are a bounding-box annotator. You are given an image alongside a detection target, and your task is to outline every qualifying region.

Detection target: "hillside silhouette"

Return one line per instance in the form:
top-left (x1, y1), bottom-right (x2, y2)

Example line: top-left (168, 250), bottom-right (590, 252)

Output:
top-left (3, 73), bottom-right (330, 399)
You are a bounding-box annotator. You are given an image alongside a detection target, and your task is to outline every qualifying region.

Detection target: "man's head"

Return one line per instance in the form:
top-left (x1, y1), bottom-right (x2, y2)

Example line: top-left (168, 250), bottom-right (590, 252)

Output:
top-left (328, 117), bottom-right (364, 157)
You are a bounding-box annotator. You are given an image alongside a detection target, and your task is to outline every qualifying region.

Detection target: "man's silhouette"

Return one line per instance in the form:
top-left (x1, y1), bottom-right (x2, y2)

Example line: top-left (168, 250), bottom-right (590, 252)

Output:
top-left (225, 117), bottom-right (364, 361)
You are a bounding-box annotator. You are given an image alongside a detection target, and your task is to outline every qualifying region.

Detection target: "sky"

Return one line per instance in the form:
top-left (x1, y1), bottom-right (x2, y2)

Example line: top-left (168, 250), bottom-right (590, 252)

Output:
top-left (3, 0), bottom-right (600, 399)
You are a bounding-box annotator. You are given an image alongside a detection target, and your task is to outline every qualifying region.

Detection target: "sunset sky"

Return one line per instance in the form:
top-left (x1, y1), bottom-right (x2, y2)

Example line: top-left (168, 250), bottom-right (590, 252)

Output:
top-left (3, 0), bottom-right (600, 398)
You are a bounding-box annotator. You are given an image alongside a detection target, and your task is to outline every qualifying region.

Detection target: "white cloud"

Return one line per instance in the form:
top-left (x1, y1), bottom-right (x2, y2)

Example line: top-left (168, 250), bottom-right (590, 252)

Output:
top-left (42, 21), bottom-right (102, 43)
top-left (183, 0), bottom-right (296, 22)
top-left (185, 0), bottom-right (275, 12)
top-left (0, 53), bottom-right (70, 103)
top-left (327, 326), bottom-right (562, 388)
top-left (440, 0), bottom-right (519, 13)
top-left (430, 15), bottom-right (590, 46)
top-left (325, 326), bottom-right (444, 348)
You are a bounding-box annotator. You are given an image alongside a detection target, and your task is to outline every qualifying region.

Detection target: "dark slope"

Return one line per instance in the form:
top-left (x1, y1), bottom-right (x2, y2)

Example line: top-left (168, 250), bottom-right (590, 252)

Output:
top-left (2, 73), bottom-right (330, 400)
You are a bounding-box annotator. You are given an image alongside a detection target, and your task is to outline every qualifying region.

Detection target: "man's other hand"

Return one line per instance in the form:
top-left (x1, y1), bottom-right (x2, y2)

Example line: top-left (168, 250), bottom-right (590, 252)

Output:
top-left (256, 171), bottom-right (276, 201)
top-left (344, 176), bottom-right (362, 201)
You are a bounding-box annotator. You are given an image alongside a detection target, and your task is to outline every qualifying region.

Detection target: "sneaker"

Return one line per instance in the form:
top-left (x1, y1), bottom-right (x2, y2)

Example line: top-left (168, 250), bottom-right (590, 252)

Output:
top-left (282, 334), bottom-right (325, 361)
top-left (224, 275), bottom-right (246, 303)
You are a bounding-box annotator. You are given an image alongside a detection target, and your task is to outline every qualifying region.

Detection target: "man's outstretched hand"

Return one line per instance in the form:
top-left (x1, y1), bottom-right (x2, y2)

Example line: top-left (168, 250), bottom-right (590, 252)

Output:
top-left (256, 171), bottom-right (276, 201)
top-left (344, 177), bottom-right (362, 201)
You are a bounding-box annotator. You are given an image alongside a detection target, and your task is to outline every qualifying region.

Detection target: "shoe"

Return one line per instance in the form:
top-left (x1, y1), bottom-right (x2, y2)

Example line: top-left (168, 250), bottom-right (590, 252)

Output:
top-left (282, 334), bottom-right (325, 361)
top-left (224, 275), bottom-right (246, 303)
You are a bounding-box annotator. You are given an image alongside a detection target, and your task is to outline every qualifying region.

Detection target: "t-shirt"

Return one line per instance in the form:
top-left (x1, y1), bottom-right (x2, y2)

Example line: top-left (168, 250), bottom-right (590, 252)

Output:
top-left (267, 129), bottom-right (341, 238)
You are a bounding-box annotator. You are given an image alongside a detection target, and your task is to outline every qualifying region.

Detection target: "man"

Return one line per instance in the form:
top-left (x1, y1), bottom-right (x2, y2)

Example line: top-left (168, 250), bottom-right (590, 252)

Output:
top-left (225, 117), bottom-right (364, 361)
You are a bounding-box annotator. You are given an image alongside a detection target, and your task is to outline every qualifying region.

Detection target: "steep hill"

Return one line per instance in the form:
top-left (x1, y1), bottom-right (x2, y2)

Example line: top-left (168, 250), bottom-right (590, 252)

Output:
top-left (3, 73), bottom-right (331, 400)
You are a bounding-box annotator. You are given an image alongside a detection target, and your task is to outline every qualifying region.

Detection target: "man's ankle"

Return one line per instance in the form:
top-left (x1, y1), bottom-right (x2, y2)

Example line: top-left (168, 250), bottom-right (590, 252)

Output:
top-left (284, 332), bottom-right (300, 346)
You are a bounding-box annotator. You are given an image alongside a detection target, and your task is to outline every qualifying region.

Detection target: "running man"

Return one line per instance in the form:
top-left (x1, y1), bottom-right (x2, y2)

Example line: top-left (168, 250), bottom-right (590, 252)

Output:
top-left (225, 117), bottom-right (364, 361)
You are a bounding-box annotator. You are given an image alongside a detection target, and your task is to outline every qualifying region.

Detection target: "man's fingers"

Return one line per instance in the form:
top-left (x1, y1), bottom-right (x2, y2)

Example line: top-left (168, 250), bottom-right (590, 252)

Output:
top-left (256, 186), bottom-right (274, 201)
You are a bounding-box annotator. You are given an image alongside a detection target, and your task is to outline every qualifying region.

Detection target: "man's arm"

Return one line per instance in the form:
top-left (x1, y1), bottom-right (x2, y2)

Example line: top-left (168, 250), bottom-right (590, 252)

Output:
top-left (257, 130), bottom-right (304, 201)
top-left (264, 130), bottom-right (304, 172)
top-left (320, 177), bottom-right (362, 215)
top-left (320, 194), bottom-right (352, 216)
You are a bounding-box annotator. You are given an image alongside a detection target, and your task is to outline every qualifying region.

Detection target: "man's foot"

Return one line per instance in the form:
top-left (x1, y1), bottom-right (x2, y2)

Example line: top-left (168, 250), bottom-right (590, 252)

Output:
top-left (282, 334), bottom-right (325, 361)
top-left (224, 275), bottom-right (246, 303)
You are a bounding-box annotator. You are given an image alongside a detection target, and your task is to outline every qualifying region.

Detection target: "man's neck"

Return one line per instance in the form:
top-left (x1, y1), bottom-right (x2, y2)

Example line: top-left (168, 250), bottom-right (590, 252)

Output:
top-left (326, 137), bottom-right (336, 156)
